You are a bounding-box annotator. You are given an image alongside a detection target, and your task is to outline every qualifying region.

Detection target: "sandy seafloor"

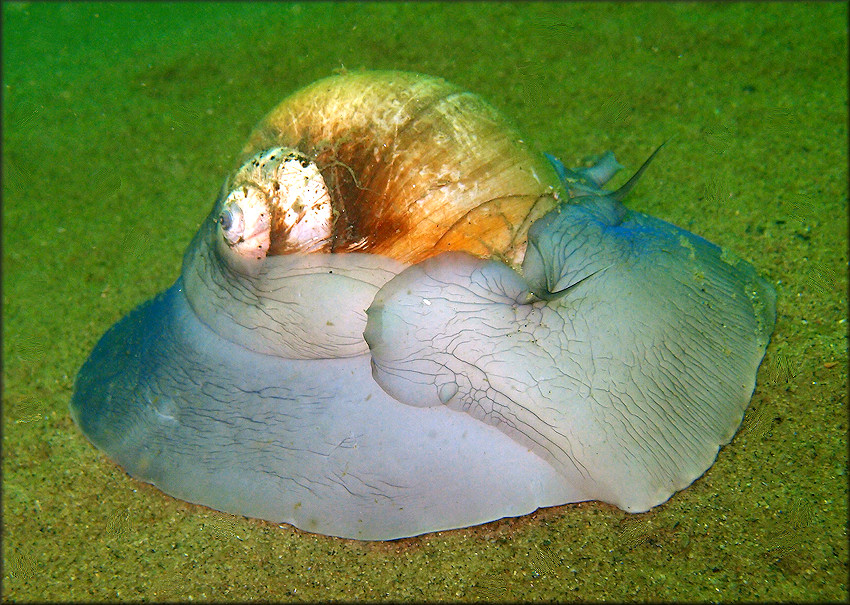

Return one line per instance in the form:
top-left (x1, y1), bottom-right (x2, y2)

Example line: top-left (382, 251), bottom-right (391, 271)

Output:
top-left (2, 2), bottom-right (847, 602)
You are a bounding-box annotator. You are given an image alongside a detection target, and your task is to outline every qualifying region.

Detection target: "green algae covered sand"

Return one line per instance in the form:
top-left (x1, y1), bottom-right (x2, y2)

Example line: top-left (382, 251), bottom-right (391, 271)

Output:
top-left (3, 2), bottom-right (846, 601)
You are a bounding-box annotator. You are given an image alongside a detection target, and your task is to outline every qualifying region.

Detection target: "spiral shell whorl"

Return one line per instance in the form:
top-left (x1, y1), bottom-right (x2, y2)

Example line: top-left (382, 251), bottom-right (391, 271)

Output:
top-left (240, 71), bottom-right (562, 265)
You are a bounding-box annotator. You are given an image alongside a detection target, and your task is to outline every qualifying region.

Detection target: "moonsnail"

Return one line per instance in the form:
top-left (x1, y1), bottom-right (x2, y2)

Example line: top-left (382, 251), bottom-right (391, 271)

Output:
top-left (71, 71), bottom-right (775, 540)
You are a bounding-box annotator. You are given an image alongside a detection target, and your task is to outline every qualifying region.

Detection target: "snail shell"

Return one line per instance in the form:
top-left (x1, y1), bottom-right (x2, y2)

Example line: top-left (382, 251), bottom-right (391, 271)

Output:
top-left (71, 70), bottom-right (776, 540)
top-left (237, 70), bottom-right (560, 263)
